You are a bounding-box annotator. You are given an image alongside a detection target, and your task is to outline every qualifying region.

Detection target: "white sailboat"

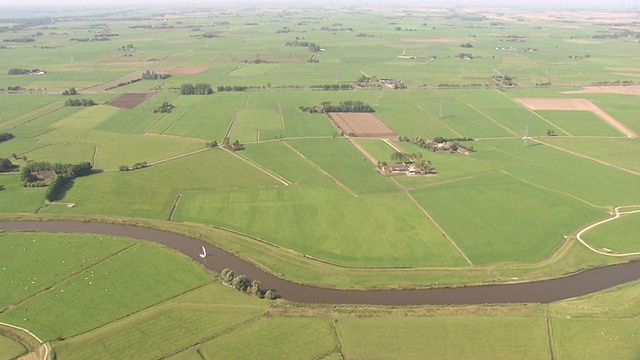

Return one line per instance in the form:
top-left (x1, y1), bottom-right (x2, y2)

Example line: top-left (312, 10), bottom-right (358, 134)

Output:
top-left (199, 245), bottom-right (207, 258)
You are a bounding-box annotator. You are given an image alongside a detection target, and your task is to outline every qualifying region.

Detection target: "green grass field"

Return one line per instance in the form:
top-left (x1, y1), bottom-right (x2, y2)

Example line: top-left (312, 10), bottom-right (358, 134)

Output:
top-left (1, 5), bottom-right (640, 358)
top-left (0, 335), bottom-right (26, 360)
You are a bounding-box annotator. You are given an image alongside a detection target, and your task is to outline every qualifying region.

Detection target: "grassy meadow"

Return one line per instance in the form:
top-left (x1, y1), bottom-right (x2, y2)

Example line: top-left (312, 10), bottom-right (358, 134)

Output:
top-left (0, 5), bottom-right (639, 358)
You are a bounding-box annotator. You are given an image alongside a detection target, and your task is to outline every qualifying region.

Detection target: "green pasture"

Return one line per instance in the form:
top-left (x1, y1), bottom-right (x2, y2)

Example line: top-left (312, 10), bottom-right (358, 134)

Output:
top-left (96, 93), bottom-right (178, 134)
top-left (0, 175), bottom-right (47, 214)
top-left (354, 139), bottom-right (398, 164)
top-left (412, 172), bottom-right (603, 264)
top-left (545, 138), bottom-right (640, 173)
top-left (34, 129), bottom-right (203, 170)
top-left (476, 139), bottom-right (640, 206)
top-left (535, 110), bottom-right (622, 137)
top-left (195, 317), bottom-right (336, 360)
top-left (582, 212), bottom-right (640, 254)
top-left (0, 232), bottom-right (134, 307)
top-left (586, 94), bottom-right (640, 135)
top-left (0, 95), bottom-right (59, 126)
top-left (174, 184), bottom-right (466, 267)
top-left (552, 318), bottom-right (640, 360)
top-left (23, 142), bottom-right (94, 165)
top-left (241, 141), bottom-right (331, 186)
top-left (53, 283), bottom-right (268, 360)
top-left (0, 335), bottom-right (26, 360)
top-left (49, 105), bottom-right (119, 130)
top-left (39, 149), bottom-right (281, 219)
top-left (286, 138), bottom-right (399, 195)
top-left (0, 241), bottom-right (211, 341)
top-left (337, 316), bottom-right (549, 360)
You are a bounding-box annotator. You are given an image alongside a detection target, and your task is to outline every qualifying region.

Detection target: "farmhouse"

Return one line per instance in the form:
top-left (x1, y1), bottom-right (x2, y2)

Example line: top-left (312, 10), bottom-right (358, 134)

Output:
top-left (31, 170), bottom-right (57, 180)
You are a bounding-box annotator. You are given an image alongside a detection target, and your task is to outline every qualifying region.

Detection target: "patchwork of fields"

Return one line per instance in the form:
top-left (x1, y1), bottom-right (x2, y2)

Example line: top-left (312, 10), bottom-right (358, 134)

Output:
top-left (0, 5), bottom-right (639, 359)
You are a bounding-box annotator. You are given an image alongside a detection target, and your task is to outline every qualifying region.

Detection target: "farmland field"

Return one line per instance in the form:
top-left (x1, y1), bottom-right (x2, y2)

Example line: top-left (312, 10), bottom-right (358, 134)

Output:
top-left (1, 3), bottom-right (639, 359)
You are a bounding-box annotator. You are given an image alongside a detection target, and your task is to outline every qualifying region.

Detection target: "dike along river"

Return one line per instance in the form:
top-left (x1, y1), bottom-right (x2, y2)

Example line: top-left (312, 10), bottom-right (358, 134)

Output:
top-left (2, 221), bottom-right (640, 305)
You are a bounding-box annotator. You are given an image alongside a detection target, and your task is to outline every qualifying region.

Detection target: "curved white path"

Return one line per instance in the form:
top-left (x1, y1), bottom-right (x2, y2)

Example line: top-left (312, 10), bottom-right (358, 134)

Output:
top-left (576, 206), bottom-right (640, 257)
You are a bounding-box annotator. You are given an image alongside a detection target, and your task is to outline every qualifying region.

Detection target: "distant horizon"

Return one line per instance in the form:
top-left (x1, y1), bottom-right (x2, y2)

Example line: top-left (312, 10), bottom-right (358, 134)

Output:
top-left (0, 0), bottom-right (638, 11)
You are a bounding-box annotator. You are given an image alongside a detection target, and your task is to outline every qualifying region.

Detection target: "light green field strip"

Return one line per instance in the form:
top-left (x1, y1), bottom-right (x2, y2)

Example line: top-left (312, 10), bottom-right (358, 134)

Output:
top-left (535, 110), bottom-right (623, 137)
top-left (412, 172), bottom-right (603, 264)
top-left (53, 283), bottom-right (268, 360)
top-left (174, 185), bottom-right (468, 267)
top-left (38, 149), bottom-right (281, 219)
top-left (220, 147), bottom-right (291, 186)
top-left (49, 105), bottom-right (120, 130)
top-left (551, 318), bottom-right (640, 360)
top-left (336, 317), bottom-right (549, 360)
top-left (0, 242), bottom-right (211, 341)
top-left (195, 317), bottom-right (337, 360)
top-left (0, 333), bottom-right (27, 360)
top-left (545, 138), bottom-right (640, 174)
top-left (0, 96), bottom-right (61, 127)
top-left (0, 175), bottom-right (47, 214)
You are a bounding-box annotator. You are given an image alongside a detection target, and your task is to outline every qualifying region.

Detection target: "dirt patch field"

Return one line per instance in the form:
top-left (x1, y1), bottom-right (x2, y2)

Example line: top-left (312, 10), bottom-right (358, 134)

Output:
top-left (109, 92), bottom-right (154, 109)
top-left (328, 113), bottom-right (398, 138)
top-left (401, 38), bottom-right (458, 43)
top-left (516, 97), bottom-right (638, 138)
top-left (561, 85), bottom-right (640, 96)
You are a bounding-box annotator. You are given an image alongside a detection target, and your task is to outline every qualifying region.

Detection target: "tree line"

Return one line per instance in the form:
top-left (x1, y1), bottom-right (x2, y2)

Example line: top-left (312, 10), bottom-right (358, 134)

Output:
top-left (141, 70), bottom-right (171, 80)
top-left (19, 161), bottom-right (92, 201)
top-left (65, 98), bottom-right (96, 107)
top-left (180, 83), bottom-right (213, 95)
top-left (299, 100), bottom-right (374, 114)
top-left (220, 268), bottom-right (276, 300)
top-left (0, 132), bottom-right (14, 143)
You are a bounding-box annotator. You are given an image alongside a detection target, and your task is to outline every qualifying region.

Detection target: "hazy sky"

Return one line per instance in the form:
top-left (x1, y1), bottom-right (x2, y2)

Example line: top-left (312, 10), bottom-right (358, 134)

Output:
top-left (0, 0), bottom-right (637, 9)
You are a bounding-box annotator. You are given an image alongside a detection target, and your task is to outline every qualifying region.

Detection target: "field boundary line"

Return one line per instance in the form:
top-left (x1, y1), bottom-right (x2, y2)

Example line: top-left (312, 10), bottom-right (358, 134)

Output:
top-left (531, 138), bottom-right (640, 176)
top-left (348, 138), bottom-right (378, 165)
top-left (244, 93), bottom-right (251, 109)
top-left (142, 113), bottom-right (167, 134)
top-left (147, 147), bottom-right (211, 167)
top-left (91, 145), bottom-right (98, 166)
top-left (282, 141), bottom-right (358, 197)
top-left (499, 91), bottom-right (572, 136)
top-left (545, 308), bottom-right (556, 360)
top-left (224, 108), bottom-right (240, 140)
top-left (405, 191), bottom-right (474, 266)
top-left (575, 206), bottom-right (640, 257)
top-left (317, 319), bottom-right (344, 360)
top-left (405, 171), bottom-right (498, 191)
top-left (466, 103), bottom-right (520, 136)
top-left (499, 169), bottom-right (602, 209)
top-left (277, 99), bottom-right (285, 130)
top-left (6, 104), bottom-right (65, 129)
top-left (416, 104), bottom-right (463, 138)
top-left (0, 321), bottom-right (49, 360)
top-left (221, 147), bottom-right (291, 186)
top-left (168, 193), bottom-right (182, 221)
top-left (160, 312), bottom-right (268, 359)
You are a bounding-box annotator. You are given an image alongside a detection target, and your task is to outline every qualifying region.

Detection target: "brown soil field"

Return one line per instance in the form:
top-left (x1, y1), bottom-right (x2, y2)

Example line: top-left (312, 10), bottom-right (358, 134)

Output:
top-left (401, 38), bottom-right (458, 43)
top-left (328, 112), bottom-right (397, 138)
top-left (109, 92), bottom-right (154, 109)
top-left (516, 98), bottom-right (638, 138)
top-left (561, 85), bottom-right (640, 96)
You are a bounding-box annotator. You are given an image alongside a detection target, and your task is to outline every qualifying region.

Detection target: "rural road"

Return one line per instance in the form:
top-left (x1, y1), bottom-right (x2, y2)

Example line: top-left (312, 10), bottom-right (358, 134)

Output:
top-left (1, 221), bottom-right (639, 305)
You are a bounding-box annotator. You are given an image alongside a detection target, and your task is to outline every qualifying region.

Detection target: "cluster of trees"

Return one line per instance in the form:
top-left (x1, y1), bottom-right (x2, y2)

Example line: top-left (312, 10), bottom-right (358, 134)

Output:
top-left (65, 98), bottom-right (96, 107)
top-left (399, 135), bottom-right (474, 153)
top-left (119, 44), bottom-right (135, 51)
top-left (310, 84), bottom-right (353, 90)
top-left (153, 102), bottom-right (174, 113)
top-left (460, 42), bottom-right (474, 48)
top-left (141, 70), bottom-right (171, 80)
top-left (220, 268), bottom-right (276, 300)
top-left (299, 100), bottom-right (374, 114)
top-left (0, 132), bottom-right (14, 143)
top-left (282, 40), bottom-right (322, 52)
top-left (217, 85), bottom-right (248, 92)
top-left (0, 158), bottom-right (16, 172)
top-left (62, 87), bottom-right (77, 95)
top-left (6, 86), bottom-right (23, 91)
top-left (492, 75), bottom-right (516, 86)
top-left (45, 176), bottom-right (71, 202)
top-left (8, 68), bottom-right (39, 75)
top-left (180, 83), bottom-right (213, 95)
top-left (105, 78), bottom-right (141, 91)
top-left (20, 161), bottom-right (92, 184)
top-left (458, 53), bottom-right (475, 59)
top-left (119, 161), bottom-right (148, 171)
top-left (3, 37), bottom-right (34, 43)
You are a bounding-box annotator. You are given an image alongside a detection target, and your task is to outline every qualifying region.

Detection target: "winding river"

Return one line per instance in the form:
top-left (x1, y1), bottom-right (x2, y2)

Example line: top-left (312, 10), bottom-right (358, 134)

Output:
top-left (2, 221), bottom-right (639, 305)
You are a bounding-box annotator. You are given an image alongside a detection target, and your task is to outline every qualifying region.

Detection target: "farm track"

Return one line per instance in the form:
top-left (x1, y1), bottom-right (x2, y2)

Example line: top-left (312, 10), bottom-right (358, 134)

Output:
top-left (0, 321), bottom-right (49, 360)
top-left (576, 206), bottom-right (640, 257)
top-left (1, 221), bottom-right (640, 305)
